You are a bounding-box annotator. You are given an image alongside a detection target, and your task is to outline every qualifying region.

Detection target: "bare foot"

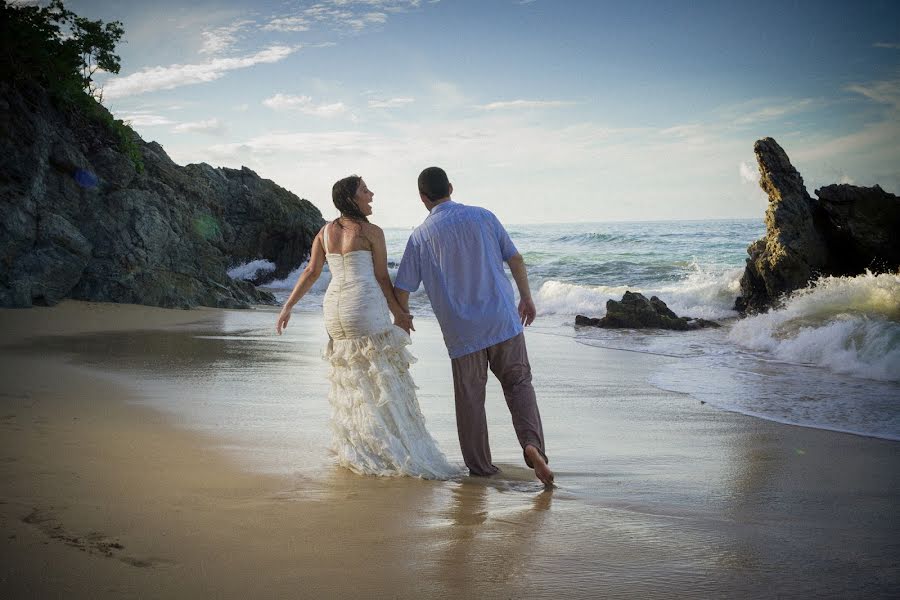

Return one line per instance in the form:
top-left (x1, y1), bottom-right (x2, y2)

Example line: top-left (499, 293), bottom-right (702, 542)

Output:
top-left (525, 445), bottom-right (554, 487)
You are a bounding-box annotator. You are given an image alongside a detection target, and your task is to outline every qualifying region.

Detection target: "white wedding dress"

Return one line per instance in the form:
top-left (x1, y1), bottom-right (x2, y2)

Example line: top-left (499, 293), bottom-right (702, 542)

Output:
top-left (321, 229), bottom-right (459, 479)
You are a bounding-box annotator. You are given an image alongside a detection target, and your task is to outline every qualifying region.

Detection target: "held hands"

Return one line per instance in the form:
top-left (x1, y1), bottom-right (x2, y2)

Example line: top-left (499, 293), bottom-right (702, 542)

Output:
top-left (276, 308), bottom-right (291, 335)
top-left (394, 311), bottom-right (415, 334)
top-left (518, 297), bottom-right (537, 327)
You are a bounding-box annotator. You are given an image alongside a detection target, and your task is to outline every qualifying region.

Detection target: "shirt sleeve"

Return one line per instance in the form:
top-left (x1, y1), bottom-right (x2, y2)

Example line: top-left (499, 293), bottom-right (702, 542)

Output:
top-left (490, 212), bottom-right (519, 261)
top-left (394, 236), bottom-right (422, 292)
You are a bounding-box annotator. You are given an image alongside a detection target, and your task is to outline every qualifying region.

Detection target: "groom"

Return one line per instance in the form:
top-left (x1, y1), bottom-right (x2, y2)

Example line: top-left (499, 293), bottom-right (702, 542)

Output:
top-left (393, 167), bottom-right (553, 486)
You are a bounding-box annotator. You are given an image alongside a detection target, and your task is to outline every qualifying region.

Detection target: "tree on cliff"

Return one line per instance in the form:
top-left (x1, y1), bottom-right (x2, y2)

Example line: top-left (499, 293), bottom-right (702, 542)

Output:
top-left (0, 0), bottom-right (124, 103)
top-left (1, 0), bottom-right (143, 170)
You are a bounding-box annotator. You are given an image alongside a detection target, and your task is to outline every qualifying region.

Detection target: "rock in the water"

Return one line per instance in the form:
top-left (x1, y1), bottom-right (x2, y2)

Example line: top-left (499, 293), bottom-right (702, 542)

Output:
top-left (815, 183), bottom-right (900, 275)
top-left (735, 138), bottom-right (899, 313)
top-left (0, 81), bottom-right (325, 309)
top-left (574, 314), bottom-right (602, 327)
top-left (576, 292), bottom-right (720, 330)
top-left (734, 138), bottom-right (829, 313)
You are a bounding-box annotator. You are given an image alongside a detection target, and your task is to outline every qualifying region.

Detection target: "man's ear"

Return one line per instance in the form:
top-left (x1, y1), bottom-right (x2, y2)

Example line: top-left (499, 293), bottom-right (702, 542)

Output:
top-left (448, 183), bottom-right (453, 196)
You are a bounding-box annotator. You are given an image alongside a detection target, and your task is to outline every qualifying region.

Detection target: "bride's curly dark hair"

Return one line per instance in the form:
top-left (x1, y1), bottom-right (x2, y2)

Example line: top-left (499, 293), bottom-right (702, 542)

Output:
top-left (331, 175), bottom-right (369, 226)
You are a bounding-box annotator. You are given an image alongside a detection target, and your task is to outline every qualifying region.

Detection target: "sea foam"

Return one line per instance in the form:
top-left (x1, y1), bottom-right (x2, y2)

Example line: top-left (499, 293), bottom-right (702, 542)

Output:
top-left (227, 259), bottom-right (276, 281)
top-left (729, 272), bottom-right (900, 382)
top-left (536, 263), bottom-right (743, 321)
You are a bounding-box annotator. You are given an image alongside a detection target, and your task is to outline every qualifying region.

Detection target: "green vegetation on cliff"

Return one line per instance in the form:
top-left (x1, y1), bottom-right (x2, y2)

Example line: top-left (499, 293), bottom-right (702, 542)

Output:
top-left (0, 0), bottom-right (141, 171)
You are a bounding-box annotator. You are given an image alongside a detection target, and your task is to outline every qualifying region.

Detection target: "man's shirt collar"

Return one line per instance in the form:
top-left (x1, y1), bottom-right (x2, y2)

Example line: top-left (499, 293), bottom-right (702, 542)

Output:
top-left (428, 199), bottom-right (456, 218)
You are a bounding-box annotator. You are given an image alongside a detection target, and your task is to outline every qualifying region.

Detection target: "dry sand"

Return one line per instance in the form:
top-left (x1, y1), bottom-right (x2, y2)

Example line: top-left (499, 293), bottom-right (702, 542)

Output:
top-left (1, 301), bottom-right (897, 599)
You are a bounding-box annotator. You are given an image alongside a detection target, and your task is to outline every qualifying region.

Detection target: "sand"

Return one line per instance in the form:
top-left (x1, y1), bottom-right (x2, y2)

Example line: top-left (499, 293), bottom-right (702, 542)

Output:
top-left (1, 301), bottom-right (897, 599)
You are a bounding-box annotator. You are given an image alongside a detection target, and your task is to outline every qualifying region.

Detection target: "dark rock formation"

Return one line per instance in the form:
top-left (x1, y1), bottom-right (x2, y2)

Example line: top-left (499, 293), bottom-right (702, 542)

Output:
top-left (0, 81), bottom-right (325, 309)
top-left (575, 292), bottom-right (720, 330)
top-left (814, 183), bottom-right (900, 275)
top-left (735, 138), bottom-right (899, 313)
top-left (185, 163), bottom-right (324, 285)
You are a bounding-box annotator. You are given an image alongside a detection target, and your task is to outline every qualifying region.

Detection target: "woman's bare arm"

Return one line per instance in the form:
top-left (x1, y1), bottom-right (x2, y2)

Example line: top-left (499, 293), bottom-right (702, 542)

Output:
top-left (276, 227), bottom-right (327, 334)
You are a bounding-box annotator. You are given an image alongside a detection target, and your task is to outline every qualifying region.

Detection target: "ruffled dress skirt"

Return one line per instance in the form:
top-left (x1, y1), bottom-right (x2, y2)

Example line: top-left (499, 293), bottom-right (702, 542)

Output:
top-left (322, 250), bottom-right (459, 479)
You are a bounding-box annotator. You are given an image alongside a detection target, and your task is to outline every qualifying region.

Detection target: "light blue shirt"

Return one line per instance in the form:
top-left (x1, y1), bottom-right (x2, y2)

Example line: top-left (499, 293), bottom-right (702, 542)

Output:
top-left (395, 200), bottom-right (523, 359)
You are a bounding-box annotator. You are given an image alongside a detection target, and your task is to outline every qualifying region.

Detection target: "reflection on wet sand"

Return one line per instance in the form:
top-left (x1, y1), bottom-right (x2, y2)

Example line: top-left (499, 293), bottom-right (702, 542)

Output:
top-left (428, 471), bottom-right (552, 598)
top-left (16, 327), bottom-right (289, 376)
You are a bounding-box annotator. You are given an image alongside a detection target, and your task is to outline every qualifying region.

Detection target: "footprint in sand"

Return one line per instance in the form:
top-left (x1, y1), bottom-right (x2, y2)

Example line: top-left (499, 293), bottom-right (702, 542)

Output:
top-left (21, 507), bottom-right (174, 568)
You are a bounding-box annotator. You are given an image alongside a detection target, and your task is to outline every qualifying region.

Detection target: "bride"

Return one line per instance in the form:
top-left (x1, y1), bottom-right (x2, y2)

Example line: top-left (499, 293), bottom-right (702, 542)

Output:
top-left (276, 175), bottom-right (459, 479)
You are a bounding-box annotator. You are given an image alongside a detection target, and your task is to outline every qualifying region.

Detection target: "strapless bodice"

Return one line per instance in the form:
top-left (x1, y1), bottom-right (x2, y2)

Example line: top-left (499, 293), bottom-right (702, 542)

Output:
top-left (323, 250), bottom-right (392, 340)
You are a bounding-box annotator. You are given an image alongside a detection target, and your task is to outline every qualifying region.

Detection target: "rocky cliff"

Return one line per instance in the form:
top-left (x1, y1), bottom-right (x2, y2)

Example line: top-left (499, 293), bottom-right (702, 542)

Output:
top-left (0, 81), bottom-right (324, 309)
top-left (734, 138), bottom-right (899, 313)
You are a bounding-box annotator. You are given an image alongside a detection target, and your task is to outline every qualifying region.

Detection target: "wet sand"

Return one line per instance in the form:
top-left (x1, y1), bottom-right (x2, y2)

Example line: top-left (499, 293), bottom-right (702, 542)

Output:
top-left (1, 301), bottom-right (897, 598)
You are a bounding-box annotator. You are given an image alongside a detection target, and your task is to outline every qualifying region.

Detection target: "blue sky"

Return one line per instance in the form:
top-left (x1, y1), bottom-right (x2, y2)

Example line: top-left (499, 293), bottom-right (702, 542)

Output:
top-left (51, 0), bottom-right (900, 226)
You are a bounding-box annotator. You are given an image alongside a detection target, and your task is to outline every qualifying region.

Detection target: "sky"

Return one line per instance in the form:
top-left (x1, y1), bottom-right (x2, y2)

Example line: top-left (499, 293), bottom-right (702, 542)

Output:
top-left (40, 0), bottom-right (900, 226)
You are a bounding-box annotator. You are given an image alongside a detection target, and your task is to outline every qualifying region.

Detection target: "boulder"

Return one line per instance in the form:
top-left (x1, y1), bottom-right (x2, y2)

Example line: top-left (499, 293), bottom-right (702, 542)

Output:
top-left (814, 183), bottom-right (900, 275)
top-left (734, 138), bottom-right (829, 313)
top-left (576, 292), bottom-right (720, 330)
top-left (735, 138), bottom-right (899, 313)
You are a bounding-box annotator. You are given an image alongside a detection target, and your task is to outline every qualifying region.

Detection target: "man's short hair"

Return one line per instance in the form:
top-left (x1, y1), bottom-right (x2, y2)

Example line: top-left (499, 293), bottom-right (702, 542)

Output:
top-left (418, 166), bottom-right (451, 201)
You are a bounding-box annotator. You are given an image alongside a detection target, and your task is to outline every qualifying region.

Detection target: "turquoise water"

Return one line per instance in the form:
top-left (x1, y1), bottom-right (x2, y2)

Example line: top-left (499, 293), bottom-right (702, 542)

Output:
top-left (507, 219), bottom-right (760, 288)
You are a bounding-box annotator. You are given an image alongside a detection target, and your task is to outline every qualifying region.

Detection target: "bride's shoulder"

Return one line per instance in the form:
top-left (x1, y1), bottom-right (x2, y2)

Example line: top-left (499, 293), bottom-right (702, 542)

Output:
top-left (359, 222), bottom-right (386, 249)
top-left (361, 221), bottom-right (384, 236)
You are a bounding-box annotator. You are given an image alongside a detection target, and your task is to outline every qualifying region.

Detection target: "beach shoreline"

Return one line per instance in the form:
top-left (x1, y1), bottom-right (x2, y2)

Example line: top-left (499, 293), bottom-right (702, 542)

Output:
top-left (1, 301), bottom-right (897, 598)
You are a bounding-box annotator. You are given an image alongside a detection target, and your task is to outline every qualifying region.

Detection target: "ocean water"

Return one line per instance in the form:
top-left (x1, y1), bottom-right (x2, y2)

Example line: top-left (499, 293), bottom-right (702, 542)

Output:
top-left (245, 218), bottom-right (900, 441)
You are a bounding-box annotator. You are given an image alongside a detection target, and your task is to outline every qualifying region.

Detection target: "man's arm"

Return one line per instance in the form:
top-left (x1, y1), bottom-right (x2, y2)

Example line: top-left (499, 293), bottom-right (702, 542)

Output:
top-left (506, 253), bottom-right (536, 326)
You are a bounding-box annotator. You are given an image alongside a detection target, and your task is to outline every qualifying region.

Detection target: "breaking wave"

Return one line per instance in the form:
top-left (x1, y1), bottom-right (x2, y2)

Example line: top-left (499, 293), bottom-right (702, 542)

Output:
top-left (729, 272), bottom-right (900, 382)
top-left (535, 262), bottom-right (743, 321)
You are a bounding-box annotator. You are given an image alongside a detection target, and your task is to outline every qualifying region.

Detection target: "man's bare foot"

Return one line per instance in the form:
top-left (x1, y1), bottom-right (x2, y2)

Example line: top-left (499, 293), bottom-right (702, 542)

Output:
top-left (525, 445), bottom-right (554, 487)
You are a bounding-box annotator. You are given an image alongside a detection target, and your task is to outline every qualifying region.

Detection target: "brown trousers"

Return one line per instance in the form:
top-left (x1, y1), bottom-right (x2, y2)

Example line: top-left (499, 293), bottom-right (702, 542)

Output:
top-left (450, 333), bottom-right (547, 476)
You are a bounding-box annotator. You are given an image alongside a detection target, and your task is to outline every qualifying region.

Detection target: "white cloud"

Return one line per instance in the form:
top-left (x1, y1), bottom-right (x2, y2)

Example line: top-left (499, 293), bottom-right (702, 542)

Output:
top-left (792, 118), bottom-right (900, 162)
top-left (173, 118), bottom-right (227, 136)
top-left (430, 80), bottom-right (467, 108)
top-left (732, 98), bottom-right (816, 125)
top-left (262, 93), bottom-right (348, 117)
top-left (206, 131), bottom-right (375, 162)
top-left (271, 1), bottom-right (419, 34)
top-left (739, 161), bottom-right (759, 184)
top-left (324, 9), bottom-right (387, 31)
top-left (263, 17), bottom-right (311, 32)
top-left (126, 102), bottom-right (188, 112)
top-left (367, 97), bottom-right (415, 109)
top-left (846, 76), bottom-right (900, 110)
top-left (102, 45), bottom-right (299, 100)
top-left (479, 99), bottom-right (575, 110)
top-left (873, 42), bottom-right (900, 49)
top-left (659, 123), bottom-right (711, 145)
top-left (119, 113), bottom-right (174, 127)
top-left (199, 20), bottom-right (254, 55)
